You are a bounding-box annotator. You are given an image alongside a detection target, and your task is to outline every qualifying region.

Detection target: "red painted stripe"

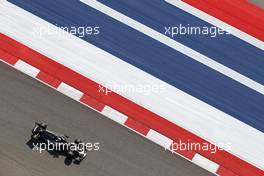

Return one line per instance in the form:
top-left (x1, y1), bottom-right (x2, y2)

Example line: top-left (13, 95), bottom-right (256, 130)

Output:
top-left (182, 0), bottom-right (264, 41)
top-left (0, 49), bottom-right (19, 65)
top-left (125, 118), bottom-right (150, 135)
top-left (217, 166), bottom-right (238, 176)
top-left (36, 71), bottom-right (61, 88)
top-left (0, 33), bottom-right (263, 176)
top-left (80, 94), bottom-right (105, 112)
top-left (170, 142), bottom-right (196, 160)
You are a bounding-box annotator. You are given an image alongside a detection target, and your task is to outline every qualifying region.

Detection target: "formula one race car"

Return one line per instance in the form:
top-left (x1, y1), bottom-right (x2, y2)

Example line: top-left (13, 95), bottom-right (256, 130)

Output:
top-left (30, 122), bottom-right (87, 163)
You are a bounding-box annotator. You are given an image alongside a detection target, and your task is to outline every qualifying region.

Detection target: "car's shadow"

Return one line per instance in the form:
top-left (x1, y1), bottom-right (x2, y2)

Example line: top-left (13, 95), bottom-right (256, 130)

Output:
top-left (26, 139), bottom-right (79, 166)
top-left (26, 139), bottom-right (36, 149)
top-left (47, 149), bottom-right (73, 166)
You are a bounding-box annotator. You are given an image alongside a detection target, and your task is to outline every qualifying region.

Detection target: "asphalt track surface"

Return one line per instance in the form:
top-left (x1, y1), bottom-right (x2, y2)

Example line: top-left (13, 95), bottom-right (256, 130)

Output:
top-left (0, 62), bottom-right (214, 176)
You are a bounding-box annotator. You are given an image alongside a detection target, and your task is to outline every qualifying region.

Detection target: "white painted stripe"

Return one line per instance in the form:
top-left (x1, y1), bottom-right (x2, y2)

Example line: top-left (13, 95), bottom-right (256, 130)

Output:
top-left (80, 0), bottom-right (264, 96)
top-left (146, 129), bottom-right (173, 149)
top-left (1, 2), bottom-right (264, 170)
top-left (57, 82), bottom-right (83, 100)
top-left (165, 0), bottom-right (264, 51)
top-left (192, 154), bottom-right (219, 173)
top-left (14, 60), bottom-right (40, 77)
top-left (101, 106), bottom-right (128, 124)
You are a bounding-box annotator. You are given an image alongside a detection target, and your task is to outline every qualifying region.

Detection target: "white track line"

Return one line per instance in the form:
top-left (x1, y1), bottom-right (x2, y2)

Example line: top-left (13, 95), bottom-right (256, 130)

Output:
top-left (192, 154), bottom-right (219, 173)
top-left (101, 105), bottom-right (128, 124)
top-left (14, 60), bottom-right (40, 77)
top-left (146, 129), bottom-right (173, 149)
top-left (57, 82), bottom-right (84, 100)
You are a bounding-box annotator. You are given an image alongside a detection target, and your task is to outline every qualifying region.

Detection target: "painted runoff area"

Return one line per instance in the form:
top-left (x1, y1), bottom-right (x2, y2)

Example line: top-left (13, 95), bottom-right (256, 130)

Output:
top-left (1, 1), bottom-right (264, 176)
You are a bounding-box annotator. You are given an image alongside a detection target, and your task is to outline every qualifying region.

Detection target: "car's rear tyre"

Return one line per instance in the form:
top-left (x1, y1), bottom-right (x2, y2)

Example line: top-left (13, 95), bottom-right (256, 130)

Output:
top-left (74, 157), bottom-right (82, 164)
top-left (67, 150), bottom-right (74, 158)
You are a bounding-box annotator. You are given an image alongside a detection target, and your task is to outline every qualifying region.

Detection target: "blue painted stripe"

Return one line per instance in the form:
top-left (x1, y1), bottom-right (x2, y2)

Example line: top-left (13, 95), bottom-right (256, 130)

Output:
top-left (98, 0), bottom-right (264, 86)
top-left (8, 0), bottom-right (264, 132)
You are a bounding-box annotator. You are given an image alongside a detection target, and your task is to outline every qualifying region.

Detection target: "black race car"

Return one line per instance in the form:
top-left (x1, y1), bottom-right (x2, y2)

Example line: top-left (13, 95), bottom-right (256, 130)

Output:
top-left (30, 122), bottom-right (87, 163)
